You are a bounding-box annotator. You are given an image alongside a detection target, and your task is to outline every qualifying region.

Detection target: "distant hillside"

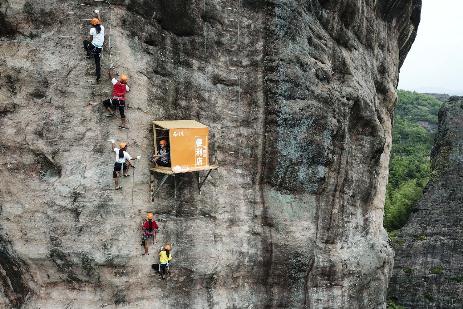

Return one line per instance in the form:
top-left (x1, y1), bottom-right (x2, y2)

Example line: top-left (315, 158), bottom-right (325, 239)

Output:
top-left (384, 90), bottom-right (443, 231)
top-left (423, 93), bottom-right (450, 102)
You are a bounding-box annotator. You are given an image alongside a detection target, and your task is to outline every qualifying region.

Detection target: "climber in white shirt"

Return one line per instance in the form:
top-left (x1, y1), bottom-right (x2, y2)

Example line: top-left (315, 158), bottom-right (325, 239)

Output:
top-left (110, 140), bottom-right (134, 190)
top-left (83, 11), bottom-right (105, 82)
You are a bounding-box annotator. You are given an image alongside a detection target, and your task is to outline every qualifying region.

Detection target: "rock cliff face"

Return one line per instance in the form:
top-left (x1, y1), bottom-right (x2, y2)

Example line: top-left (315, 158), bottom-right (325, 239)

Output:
top-left (0, 0), bottom-right (420, 308)
top-left (388, 97), bottom-right (463, 308)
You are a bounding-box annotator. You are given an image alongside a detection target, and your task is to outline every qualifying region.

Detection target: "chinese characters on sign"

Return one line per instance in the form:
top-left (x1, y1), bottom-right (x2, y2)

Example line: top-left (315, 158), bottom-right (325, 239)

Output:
top-left (173, 130), bottom-right (184, 137)
top-left (195, 137), bottom-right (207, 166)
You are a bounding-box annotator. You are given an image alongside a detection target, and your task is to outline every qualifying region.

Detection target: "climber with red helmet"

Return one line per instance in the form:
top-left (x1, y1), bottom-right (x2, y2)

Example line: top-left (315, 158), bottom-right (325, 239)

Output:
top-left (141, 212), bottom-right (159, 256)
top-left (83, 12), bottom-right (104, 82)
top-left (103, 68), bottom-right (130, 129)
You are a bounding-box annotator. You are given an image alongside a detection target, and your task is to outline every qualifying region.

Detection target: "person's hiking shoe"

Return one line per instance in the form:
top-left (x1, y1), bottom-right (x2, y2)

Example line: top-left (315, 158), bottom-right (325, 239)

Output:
top-left (115, 186), bottom-right (122, 190)
top-left (119, 125), bottom-right (129, 130)
top-left (123, 174), bottom-right (130, 177)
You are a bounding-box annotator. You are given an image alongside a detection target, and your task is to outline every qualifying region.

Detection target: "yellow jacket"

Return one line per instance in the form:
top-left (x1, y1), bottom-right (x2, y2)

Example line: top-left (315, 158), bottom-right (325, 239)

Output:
top-left (159, 250), bottom-right (172, 264)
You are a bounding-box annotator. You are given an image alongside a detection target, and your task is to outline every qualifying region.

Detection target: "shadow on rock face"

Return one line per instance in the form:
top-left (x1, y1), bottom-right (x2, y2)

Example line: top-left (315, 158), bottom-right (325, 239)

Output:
top-left (242, 0), bottom-right (267, 10)
top-left (0, 12), bottom-right (16, 37)
top-left (113, 289), bottom-right (128, 306)
top-left (34, 152), bottom-right (62, 179)
top-left (23, 1), bottom-right (57, 28)
top-left (0, 235), bottom-right (32, 307)
top-left (156, 0), bottom-right (201, 36)
top-left (127, 0), bottom-right (202, 36)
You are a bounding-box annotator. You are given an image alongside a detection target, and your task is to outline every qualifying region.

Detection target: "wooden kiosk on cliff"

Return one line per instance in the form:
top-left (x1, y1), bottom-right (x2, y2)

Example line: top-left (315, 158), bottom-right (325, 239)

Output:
top-left (150, 120), bottom-right (218, 199)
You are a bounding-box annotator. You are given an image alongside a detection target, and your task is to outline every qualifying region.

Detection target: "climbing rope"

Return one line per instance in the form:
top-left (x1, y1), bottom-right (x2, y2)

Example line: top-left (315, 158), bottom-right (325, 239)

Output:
top-left (100, 1), bottom-right (136, 208)
top-left (203, 0), bottom-right (207, 56)
top-left (237, 0), bottom-right (241, 107)
top-left (131, 164), bottom-right (135, 206)
top-left (107, 0), bottom-right (113, 67)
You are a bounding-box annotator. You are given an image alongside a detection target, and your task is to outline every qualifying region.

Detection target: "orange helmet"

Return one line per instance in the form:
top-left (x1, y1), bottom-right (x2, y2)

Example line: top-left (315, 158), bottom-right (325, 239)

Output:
top-left (147, 212), bottom-right (153, 220)
top-left (164, 243), bottom-right (172, 251)
top-left (119, 74), bottom-right (128, 84)
top-left (159, 140), bottom-right (167, 146)
top-left (119, 142), bottom-right (127, 149)
top-left (90, 18), bottom-right (100, 26)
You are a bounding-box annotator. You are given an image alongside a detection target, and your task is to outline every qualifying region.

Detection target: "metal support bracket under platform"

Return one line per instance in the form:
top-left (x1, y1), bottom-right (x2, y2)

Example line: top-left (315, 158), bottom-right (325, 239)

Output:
top-left (194, 169), bottom-right (214, 195)
top-left (150, 165), bottom-right (218, 200)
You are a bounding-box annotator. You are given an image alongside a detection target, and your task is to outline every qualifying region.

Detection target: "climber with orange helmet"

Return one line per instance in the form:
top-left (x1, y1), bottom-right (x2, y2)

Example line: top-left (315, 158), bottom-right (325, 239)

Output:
top-left (109, 139), bottom-right (135, 190)
top-left (83, 11), bottom-right (104, 82)
top-left (159, 243), bottom-right (173, 279)
top-left (103, 68), bottom-right (130, 129)
top-left (152, 139), bottom-right (170, 167)
top-left (141, 212), bottom-right (159, 256)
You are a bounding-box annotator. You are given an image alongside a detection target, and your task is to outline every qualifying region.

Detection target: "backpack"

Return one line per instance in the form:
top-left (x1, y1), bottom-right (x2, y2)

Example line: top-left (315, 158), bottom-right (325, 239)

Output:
top-left (112, 82), bottom-right (127, 99)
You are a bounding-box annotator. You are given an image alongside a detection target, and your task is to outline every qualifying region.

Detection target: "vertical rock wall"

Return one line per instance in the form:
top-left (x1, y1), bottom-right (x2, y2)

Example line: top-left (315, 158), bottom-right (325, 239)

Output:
top-left (388, 97), bottom-right (463, 308)
top-left (0, 0), bottom-right (420, 307)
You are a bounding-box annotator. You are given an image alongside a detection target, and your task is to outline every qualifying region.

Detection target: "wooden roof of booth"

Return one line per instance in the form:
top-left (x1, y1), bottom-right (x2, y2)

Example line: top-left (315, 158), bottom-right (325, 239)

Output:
top-left (153, 120), bottom-right (208, 129)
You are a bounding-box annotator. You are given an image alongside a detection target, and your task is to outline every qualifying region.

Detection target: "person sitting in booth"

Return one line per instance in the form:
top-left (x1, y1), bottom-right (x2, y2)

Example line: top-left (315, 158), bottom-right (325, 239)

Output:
top-left (152, 139), bottom-right (170, 167)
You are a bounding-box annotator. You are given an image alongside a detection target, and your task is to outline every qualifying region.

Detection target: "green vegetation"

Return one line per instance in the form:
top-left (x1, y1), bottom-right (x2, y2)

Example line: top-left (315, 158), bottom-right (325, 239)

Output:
top-left (450, 276), bottom-right (463, 283)
top-left (424, 293), bottom-right (434, 302)
top-left (387, 300), bottom-right (405, 309)
top-left (416, 234), bottom-right (427, 241)
top-left (384, 90), bottom-right (443, 231)
top-left (430, 265), bottom-right (444, 275)
top-left (402, 267), bottom-right (413, 275)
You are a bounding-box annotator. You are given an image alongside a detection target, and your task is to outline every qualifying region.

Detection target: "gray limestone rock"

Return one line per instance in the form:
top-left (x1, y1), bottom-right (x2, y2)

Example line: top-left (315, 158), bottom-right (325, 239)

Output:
top-left (388, 97), bottom-right (463, 308)
top-left (0, 0), bottom-right (420, 307)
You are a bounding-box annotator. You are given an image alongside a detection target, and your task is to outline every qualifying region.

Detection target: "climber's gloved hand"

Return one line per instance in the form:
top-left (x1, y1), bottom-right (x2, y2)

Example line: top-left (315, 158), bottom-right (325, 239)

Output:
top-left (94, 9), bottom-right (100, 14)
top-left (136, 155), bottom-right (141, 160)
top-left (108, 139), bottom-right (116, 143)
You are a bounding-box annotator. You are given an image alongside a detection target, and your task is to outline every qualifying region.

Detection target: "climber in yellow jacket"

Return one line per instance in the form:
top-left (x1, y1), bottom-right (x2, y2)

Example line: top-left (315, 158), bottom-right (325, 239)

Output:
top-left (159, 243), bottom-right (172, 279)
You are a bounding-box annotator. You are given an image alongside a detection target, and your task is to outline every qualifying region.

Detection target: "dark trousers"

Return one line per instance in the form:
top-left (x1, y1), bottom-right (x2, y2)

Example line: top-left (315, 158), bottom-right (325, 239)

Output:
top-left (113, 162), bottom-right (128, 178)
top-left (103, 99), bottom-right (125, 118)
top-left (156, 160), bottom-right (170, 167)
top-left (159, 263), bottom-right (169, 278)
top-left (83, 40), bottom-right (102, 80)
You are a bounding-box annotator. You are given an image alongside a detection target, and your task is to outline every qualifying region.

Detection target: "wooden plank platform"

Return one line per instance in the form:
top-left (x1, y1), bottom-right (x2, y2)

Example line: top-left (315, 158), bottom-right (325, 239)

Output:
top-left (150, 166), bottom-right (175, 175)
top-left (150, 165), bottom-right (219, 175)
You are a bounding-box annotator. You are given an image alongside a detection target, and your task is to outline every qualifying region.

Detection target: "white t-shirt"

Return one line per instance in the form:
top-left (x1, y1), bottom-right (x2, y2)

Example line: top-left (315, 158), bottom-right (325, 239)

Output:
top-left (90, 25), bottom-right (105, 48)
top-left (111, 78), bottom-right (130, 92)
top-left (114, 148), bottom-right (132, 163)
